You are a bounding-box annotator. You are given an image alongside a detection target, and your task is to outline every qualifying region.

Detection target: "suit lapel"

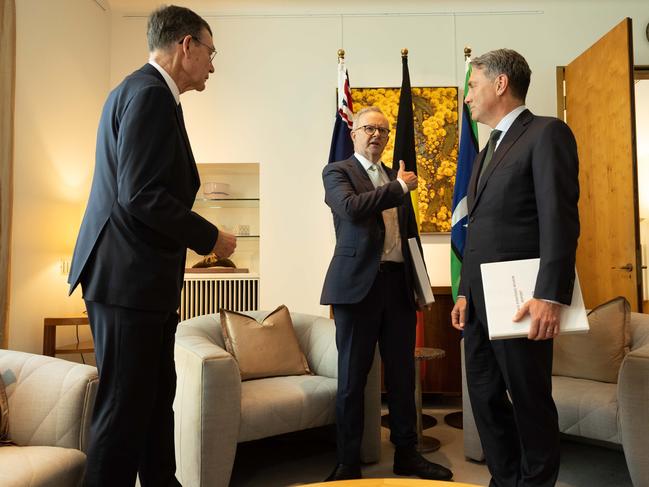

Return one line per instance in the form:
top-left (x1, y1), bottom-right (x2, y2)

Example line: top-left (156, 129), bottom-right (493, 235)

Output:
top-left (141, 64), bottom-right (200, 190)
top-left (470, 110), bottom-right (533, 213)
top-left (468, 149), bottom-right (487, 210)
top-left (175, 104), bottom-right (200, 186)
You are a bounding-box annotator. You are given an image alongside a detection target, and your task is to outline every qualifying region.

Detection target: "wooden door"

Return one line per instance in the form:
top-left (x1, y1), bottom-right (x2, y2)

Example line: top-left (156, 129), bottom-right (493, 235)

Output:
top-left (558, 18), bottom-right (643, 311)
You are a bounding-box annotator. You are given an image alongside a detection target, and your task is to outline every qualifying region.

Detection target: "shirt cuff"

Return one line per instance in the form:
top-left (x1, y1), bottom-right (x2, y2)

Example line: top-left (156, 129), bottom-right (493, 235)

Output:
top-left (396, 178), bottom-right (408, 194)
top-left (540, 298), bottom-right (566, 306)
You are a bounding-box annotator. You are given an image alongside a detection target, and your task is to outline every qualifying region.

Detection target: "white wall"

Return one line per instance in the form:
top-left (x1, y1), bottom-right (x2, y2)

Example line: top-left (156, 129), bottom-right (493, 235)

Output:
top-left (636, 80), bottom-right (649, 221)
top-left (9, 0), bottom-right (110, 353)
top-left (108, 0), bottom-right (649, 317)
top-left (9, 0), bottom-right (649, 353)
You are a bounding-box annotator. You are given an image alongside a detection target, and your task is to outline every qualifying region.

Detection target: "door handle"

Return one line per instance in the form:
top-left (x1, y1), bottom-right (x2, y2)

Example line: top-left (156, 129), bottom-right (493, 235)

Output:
top-left (611, 263), bottom-right (633, 272)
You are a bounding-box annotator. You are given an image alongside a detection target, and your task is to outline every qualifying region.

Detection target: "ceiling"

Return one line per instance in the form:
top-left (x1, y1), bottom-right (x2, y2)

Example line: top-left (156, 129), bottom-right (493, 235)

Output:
top-left (105, 0), bottom-right (527, 15)
top-left (106, 0), bottom-right (348, 15)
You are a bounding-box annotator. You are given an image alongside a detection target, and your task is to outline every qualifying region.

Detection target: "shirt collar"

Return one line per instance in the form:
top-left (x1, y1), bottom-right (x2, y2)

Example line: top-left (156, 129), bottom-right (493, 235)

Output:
top-left (494, 105), bottom-right (527, 140)
top-left (354, 152), bottom-right (382, 172)
top-left (148, 60), bottom-right (180, 105)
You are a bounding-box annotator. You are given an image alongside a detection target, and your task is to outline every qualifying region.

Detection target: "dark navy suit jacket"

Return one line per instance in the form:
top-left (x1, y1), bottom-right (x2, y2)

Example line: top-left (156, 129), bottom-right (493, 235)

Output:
top-left (459, 109), bottom-right (580, 320)
top-left (320, 156), bottom-right (419, 306)
top-left (68, 64), bottom-right (217, 312)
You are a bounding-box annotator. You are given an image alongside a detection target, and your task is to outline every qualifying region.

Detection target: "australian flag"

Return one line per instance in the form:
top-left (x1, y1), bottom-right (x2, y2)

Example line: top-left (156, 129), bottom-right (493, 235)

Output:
top-left (328, 56), bottom-right (354, 164)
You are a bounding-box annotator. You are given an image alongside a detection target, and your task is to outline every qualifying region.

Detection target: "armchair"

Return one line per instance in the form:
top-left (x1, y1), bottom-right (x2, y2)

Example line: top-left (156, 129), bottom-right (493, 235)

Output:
top-left (173, 310), bottom-right (381, 487)
top-left (461, 311), bottom-right (649, 486)
top-left (0, 349), bottom-right (98, 487)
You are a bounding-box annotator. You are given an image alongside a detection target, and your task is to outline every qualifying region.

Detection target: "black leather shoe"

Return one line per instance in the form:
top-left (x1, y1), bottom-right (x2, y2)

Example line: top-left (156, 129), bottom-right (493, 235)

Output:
top-left (324, 463), bottom-right (362, 481)
top-left (393, 447), bottom-right (453, 481)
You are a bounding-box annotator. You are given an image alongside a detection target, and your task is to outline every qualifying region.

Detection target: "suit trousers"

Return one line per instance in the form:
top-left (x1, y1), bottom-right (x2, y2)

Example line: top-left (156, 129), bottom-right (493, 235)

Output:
top-left (84, 300), bottom-right (182, 487)
top-left (464, 299), bottom-right (559, 487)
top-left (332, 267), bottom-right (417, 464)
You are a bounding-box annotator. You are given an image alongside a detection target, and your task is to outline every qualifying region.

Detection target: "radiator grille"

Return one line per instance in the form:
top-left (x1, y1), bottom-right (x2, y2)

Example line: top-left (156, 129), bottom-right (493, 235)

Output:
top-left (180, 276), bottom-right (259, 321)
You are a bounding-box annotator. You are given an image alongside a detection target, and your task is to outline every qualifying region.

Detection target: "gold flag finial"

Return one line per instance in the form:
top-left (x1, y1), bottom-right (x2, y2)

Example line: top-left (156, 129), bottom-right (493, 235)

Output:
top-left (401, 48), bottom-right (408, 58)
top-left (464, 46), bottom-right (472, 59)
top-left (337, 49), bottom-right (345, 60)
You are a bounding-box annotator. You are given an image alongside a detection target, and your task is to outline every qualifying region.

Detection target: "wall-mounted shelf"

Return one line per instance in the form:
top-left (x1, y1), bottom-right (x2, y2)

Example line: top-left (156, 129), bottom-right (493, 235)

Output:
top-left (190, 162), bottom-right (260, 274)
top-left (194, 198), bottom-right (259, 209)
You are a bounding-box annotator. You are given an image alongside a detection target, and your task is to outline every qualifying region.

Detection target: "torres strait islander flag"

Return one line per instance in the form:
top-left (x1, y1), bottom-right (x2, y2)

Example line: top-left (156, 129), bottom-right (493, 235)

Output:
top-left (450, 56), bottom-right (479, 302)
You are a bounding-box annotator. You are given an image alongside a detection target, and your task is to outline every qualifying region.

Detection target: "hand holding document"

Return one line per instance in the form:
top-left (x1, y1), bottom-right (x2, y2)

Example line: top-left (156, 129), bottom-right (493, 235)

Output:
top-left (481, 258), bottom-right (588, 340)
top-left (407, 238), bottom-right (435, 307)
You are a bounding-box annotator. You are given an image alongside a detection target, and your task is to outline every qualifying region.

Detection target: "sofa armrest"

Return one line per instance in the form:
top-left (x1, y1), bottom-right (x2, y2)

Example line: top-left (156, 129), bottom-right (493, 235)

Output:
top-left (0, 349), bottom-right (97, 451)
top-left (618, 340), bottom-right (649, 487)
top-left (173, 334), bottom-right (242, 487)
top-left (460, 338), bottom-right (485, 461)
top-left (293, 314), bottom-right (380, 463)
top-left (293, 316), bottom-right (338, 379)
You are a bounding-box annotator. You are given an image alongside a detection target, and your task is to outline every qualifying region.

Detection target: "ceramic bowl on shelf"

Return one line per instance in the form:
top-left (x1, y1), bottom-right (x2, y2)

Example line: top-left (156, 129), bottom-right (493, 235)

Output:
top-left (203, 182), bottom-right (230, 199)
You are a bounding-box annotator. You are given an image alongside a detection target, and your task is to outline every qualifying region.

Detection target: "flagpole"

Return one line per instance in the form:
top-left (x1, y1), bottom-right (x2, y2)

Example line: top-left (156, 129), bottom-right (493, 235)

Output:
top-left (338, 48), bottom-right (345, 61)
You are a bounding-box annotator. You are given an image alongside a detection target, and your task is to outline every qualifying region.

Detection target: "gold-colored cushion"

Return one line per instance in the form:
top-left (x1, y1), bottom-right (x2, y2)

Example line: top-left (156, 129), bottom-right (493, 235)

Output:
top-left (553, 296), bottom-right (630, 383)
top-left (220, 306), bottom-right (311, 381)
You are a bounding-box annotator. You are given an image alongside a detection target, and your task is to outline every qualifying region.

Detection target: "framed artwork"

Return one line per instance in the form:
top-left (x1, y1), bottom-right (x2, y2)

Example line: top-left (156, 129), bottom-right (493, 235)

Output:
top-left (351, 87), bottom-right (458, 233)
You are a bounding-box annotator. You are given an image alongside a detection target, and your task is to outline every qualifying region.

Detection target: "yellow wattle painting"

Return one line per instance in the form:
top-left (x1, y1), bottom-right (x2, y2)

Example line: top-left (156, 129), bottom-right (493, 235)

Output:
top-left (351, 87), bottom-right (459, 233)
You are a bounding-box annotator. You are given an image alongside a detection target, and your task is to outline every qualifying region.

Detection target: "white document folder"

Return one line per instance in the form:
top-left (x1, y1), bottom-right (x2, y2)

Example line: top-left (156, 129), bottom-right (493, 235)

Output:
top-left (480, 258), bottom-right (589, 340)
top-left (407, 237), bottom-right (435, 306)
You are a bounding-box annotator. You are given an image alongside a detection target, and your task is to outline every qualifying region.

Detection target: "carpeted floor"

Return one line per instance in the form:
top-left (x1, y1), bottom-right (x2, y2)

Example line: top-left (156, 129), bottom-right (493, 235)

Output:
top-left (229, 398), bottom-right (632, 487)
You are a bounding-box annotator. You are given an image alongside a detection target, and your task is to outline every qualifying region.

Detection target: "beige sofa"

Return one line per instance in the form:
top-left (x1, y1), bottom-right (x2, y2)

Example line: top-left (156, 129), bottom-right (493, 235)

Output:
top-left (0, 349), bottom-right (98, 487)
top-left (462, 311), bottom-right (649, 487)
top-left (173, 311), bottom-right (381, 487)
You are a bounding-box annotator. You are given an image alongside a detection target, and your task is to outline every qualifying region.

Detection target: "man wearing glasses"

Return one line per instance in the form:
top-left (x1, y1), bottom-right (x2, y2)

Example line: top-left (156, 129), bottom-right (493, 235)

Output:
top-left (68, 5), bottom-right (235, 486)
top-left (320, 107), bottom-right (453, 481)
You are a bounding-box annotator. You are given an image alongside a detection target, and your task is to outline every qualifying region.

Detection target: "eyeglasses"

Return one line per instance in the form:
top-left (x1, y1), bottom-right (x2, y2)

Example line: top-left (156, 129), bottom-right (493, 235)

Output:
top-left (354, 125), bottom-right (390, 137)
top-left (179, 35), bottom-right (217, 62)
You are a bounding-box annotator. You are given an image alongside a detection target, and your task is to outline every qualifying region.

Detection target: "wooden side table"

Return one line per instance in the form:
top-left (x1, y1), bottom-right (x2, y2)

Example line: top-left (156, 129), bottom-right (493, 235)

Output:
top-left (414, 347), bottom-right (446, 452)
top-left (42, 317), bottom-right (93, 357)
top-left (382, 347), bottom-right (447, 452)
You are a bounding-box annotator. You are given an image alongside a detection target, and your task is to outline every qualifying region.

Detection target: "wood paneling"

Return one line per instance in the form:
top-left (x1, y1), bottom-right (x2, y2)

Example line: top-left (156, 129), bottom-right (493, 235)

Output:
top-left (421, 287), bottom-right (461, 394)
top-left (563, 18), bottom-right (642, 311)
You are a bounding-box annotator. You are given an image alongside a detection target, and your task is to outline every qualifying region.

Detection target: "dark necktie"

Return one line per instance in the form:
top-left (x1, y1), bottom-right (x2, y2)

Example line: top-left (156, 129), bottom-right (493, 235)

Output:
top-left (478, 129), bottom-right (502, 187)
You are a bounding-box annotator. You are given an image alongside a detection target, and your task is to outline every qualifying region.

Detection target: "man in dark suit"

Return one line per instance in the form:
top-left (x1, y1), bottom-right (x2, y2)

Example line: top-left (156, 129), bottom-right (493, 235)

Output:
top-left (67, 6), bottom-right (236, 486)
top-left (451, 49), bottom-right (580, 487)
top-left (321, 107), bottom-right (453, 482)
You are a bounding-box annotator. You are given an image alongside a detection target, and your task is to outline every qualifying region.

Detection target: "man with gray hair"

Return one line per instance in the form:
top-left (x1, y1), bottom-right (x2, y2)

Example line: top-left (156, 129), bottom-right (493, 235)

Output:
top-left (321, 106), bottom-right (453, 481)
top-left (68, 5), bottom-right (236, 486)
top-left (451, 49), bottom-right (580, 486)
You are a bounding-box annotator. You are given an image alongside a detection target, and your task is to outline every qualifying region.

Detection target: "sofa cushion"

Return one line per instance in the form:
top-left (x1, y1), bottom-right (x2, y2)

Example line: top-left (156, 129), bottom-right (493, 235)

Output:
top-left (238, 374), bottom-right (337, 442)
top-left (552, 375), bottom-right (620, 444)
top-left (0, 445), bottom-right (86, 487)
top-left (0, 373), bottom-right (10, 444)
top-left (220, 305), bottom-right (311, 380)
top-left (553, 296), bottom-right (630, 383)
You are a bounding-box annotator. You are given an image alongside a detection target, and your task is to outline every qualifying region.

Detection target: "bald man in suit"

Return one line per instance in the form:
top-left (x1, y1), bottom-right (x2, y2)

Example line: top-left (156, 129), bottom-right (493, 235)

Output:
top-left (321, 106), bottom-right (453, 482)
